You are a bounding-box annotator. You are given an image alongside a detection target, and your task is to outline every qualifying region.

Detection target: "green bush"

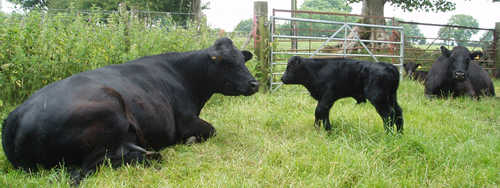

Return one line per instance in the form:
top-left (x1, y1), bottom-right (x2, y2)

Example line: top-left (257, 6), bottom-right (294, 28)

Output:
top-left (0, 10), bottom-right (218, 105)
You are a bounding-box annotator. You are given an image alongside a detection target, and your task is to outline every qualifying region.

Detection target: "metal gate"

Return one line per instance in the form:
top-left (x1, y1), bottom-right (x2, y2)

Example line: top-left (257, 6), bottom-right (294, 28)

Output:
top-left (269, 15), bottom-right (405, 92)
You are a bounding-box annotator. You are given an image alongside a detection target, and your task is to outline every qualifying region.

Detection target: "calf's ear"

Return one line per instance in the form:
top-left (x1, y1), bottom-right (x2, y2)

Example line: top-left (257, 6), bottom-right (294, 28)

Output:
top-left (241, 50), bottom-right (253, 62)
top-left (440, 46), bottom-right (451, 57)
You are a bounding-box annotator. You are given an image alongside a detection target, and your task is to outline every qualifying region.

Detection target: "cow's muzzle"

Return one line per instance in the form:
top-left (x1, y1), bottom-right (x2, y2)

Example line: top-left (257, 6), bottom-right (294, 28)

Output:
top-left (245, 80), bottom-right (259, 95)
top-left (454, 71), bottom-right (465, 81)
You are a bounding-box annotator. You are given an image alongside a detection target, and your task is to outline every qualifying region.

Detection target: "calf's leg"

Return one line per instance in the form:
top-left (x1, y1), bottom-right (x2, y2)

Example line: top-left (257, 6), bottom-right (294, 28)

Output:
top-left (314, 93), bottom-right (337, 131)
top-left (394, 101), bottom-right (404, 133)
top-left (369, 94), bottom-right (398, 134)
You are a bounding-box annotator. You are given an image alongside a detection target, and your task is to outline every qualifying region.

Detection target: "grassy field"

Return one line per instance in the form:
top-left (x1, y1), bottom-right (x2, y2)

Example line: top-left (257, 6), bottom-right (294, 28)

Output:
top-left (0, 78), bottom-right (498, 187)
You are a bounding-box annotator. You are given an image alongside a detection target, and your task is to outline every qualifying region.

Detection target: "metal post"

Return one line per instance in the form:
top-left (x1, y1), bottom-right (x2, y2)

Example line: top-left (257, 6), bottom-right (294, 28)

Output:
top-left (400, 30), bottom-right (405, 80)
top-left (343, 15), bottom-right (347, 58)
top-left (495, 22), bottom-right (500, 78)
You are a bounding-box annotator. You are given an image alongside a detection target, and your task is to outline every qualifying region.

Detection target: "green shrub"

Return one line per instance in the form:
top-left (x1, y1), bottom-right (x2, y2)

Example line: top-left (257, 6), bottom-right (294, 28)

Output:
top-left (0, 10), bottom-right (218, 105)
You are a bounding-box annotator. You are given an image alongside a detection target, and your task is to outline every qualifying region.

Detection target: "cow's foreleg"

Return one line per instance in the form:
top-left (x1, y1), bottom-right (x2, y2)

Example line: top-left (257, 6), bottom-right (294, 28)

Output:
top-left (179, 117), bottom-right (216, 144)
top-left (315, 91), bottom-right (337, 131)
top-left (463, 80), bottom-right (479, 100)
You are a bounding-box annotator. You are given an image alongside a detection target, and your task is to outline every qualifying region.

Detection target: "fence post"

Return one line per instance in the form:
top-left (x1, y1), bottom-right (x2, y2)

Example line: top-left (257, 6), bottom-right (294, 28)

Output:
top-left (254, 1), bottom-right (270, 92)
top-left (495, 22), bottom-right (500, 78)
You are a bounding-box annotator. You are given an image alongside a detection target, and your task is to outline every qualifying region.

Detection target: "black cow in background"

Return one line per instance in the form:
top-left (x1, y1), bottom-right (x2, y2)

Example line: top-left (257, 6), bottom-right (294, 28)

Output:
top-left (470, 50), bottom-right (484, 60)
top-left (281, 56), bottom-right (403, 133)
top-left (425, 46), bottom-right (495, 98)
top-left (403, 62), bottom-right (428, 82)
top-left (2, 38), bottom-right (259, 183)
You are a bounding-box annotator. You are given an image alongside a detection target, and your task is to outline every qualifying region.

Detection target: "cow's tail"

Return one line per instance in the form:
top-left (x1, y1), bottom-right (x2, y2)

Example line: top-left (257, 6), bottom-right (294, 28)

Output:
top-left (386, 62), bottom-right (401, 92)
top-left (101, 87), bottom-right (147, 148)
top-left (2, 110), bottom-right (21, 169)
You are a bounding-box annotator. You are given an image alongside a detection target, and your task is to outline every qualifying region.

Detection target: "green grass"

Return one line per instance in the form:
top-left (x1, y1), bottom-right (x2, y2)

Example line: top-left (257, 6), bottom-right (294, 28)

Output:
top-left (1, 79), bottom-right (498, 187)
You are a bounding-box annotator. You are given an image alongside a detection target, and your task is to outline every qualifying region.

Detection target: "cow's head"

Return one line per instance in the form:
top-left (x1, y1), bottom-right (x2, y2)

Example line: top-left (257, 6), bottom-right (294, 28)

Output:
top-left (403, 62), bottom-right (421, 77)
top-left (281, 56), bottom-right (307, 85)
top-left (441, 46), bottom-right (475, 81)
top-left (207, 37), bottom-right (258, 96)
top-left (470, 51), bottom-right (483, 60)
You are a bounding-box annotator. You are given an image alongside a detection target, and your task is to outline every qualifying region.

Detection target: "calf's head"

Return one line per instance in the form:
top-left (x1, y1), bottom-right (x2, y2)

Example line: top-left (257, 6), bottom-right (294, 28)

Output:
top-left (281, 56), bottom-right (307, 85)
top-left (207, 37), bottom-right (258, 96)
top-left (440, 46), bottom-right (475, 81)
top-left (403, 62), bottom-right (422, 77)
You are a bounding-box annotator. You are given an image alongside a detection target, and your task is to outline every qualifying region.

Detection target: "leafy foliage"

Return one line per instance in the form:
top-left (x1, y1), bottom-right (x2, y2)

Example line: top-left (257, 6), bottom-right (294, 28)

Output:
top-left (0, 10), bottom-right (217, 104)
top-left (276, 0), bottom-right (355, 37)
top-left (437, 14), bottom-right (479, 46)
top-left (234, 19), bottom-right (252, 33)
top-left (346, 0), bottom-right (457, 12)
top-left (301, 0), bottom-right (351, 12)
top-left (7, 0), bottom-right (206, 24)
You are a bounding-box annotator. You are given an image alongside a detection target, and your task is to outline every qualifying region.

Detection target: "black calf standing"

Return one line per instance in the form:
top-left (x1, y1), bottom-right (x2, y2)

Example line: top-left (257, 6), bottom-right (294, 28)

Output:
top-left (281, 56), bottom-right (403, 133)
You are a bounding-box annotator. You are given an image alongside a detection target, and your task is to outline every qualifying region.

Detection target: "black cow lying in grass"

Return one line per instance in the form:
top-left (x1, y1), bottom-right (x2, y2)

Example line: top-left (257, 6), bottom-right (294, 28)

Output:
top-left (2, 37), bottom-right (259, 183)
top-left (281, 56), bottom-right (403, 133)
top-left (403, 62), bottom-right (428, 82)
top-left (425, 46), bottom-right (495, 98)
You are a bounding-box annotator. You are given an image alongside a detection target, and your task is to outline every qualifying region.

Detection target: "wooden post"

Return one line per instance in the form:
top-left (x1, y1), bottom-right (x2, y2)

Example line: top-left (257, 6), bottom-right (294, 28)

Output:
top-left (254, 1), bottom-right (270, 92)
top-left (495, 22), bottom-right (500, 78)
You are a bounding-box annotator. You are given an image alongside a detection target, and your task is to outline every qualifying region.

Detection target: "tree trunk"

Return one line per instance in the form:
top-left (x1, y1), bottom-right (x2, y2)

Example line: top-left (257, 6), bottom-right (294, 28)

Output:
top-left (338, 0), bottom-right (388, 54)
top-left (191, 0), bottom-right (201, 23)
top-left (361, 0), bottom-right (386, 25)
top-left (362, 0), bottom-right (388, 48)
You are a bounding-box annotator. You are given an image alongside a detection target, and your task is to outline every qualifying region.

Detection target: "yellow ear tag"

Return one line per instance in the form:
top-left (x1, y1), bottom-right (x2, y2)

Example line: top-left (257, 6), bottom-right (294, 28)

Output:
top-left (211, 56), bottom-right (217, 60)
top-left (475, 56), bottom-right (480, 60)
top-left (417, 65), bottom-right (422, 69)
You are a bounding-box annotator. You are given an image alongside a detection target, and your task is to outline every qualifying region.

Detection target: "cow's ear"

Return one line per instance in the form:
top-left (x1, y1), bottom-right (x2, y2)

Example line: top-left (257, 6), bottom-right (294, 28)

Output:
top-left (208, 48), bottom-right (222, 63)
top-left (440, 46), bottom-right (451, 57)
top-left (241, 50), bottom-right (253, 62)
top-left (291, 56), bottom-right (302, 65)
top-left (416, 64), bottom-right (422, 69)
